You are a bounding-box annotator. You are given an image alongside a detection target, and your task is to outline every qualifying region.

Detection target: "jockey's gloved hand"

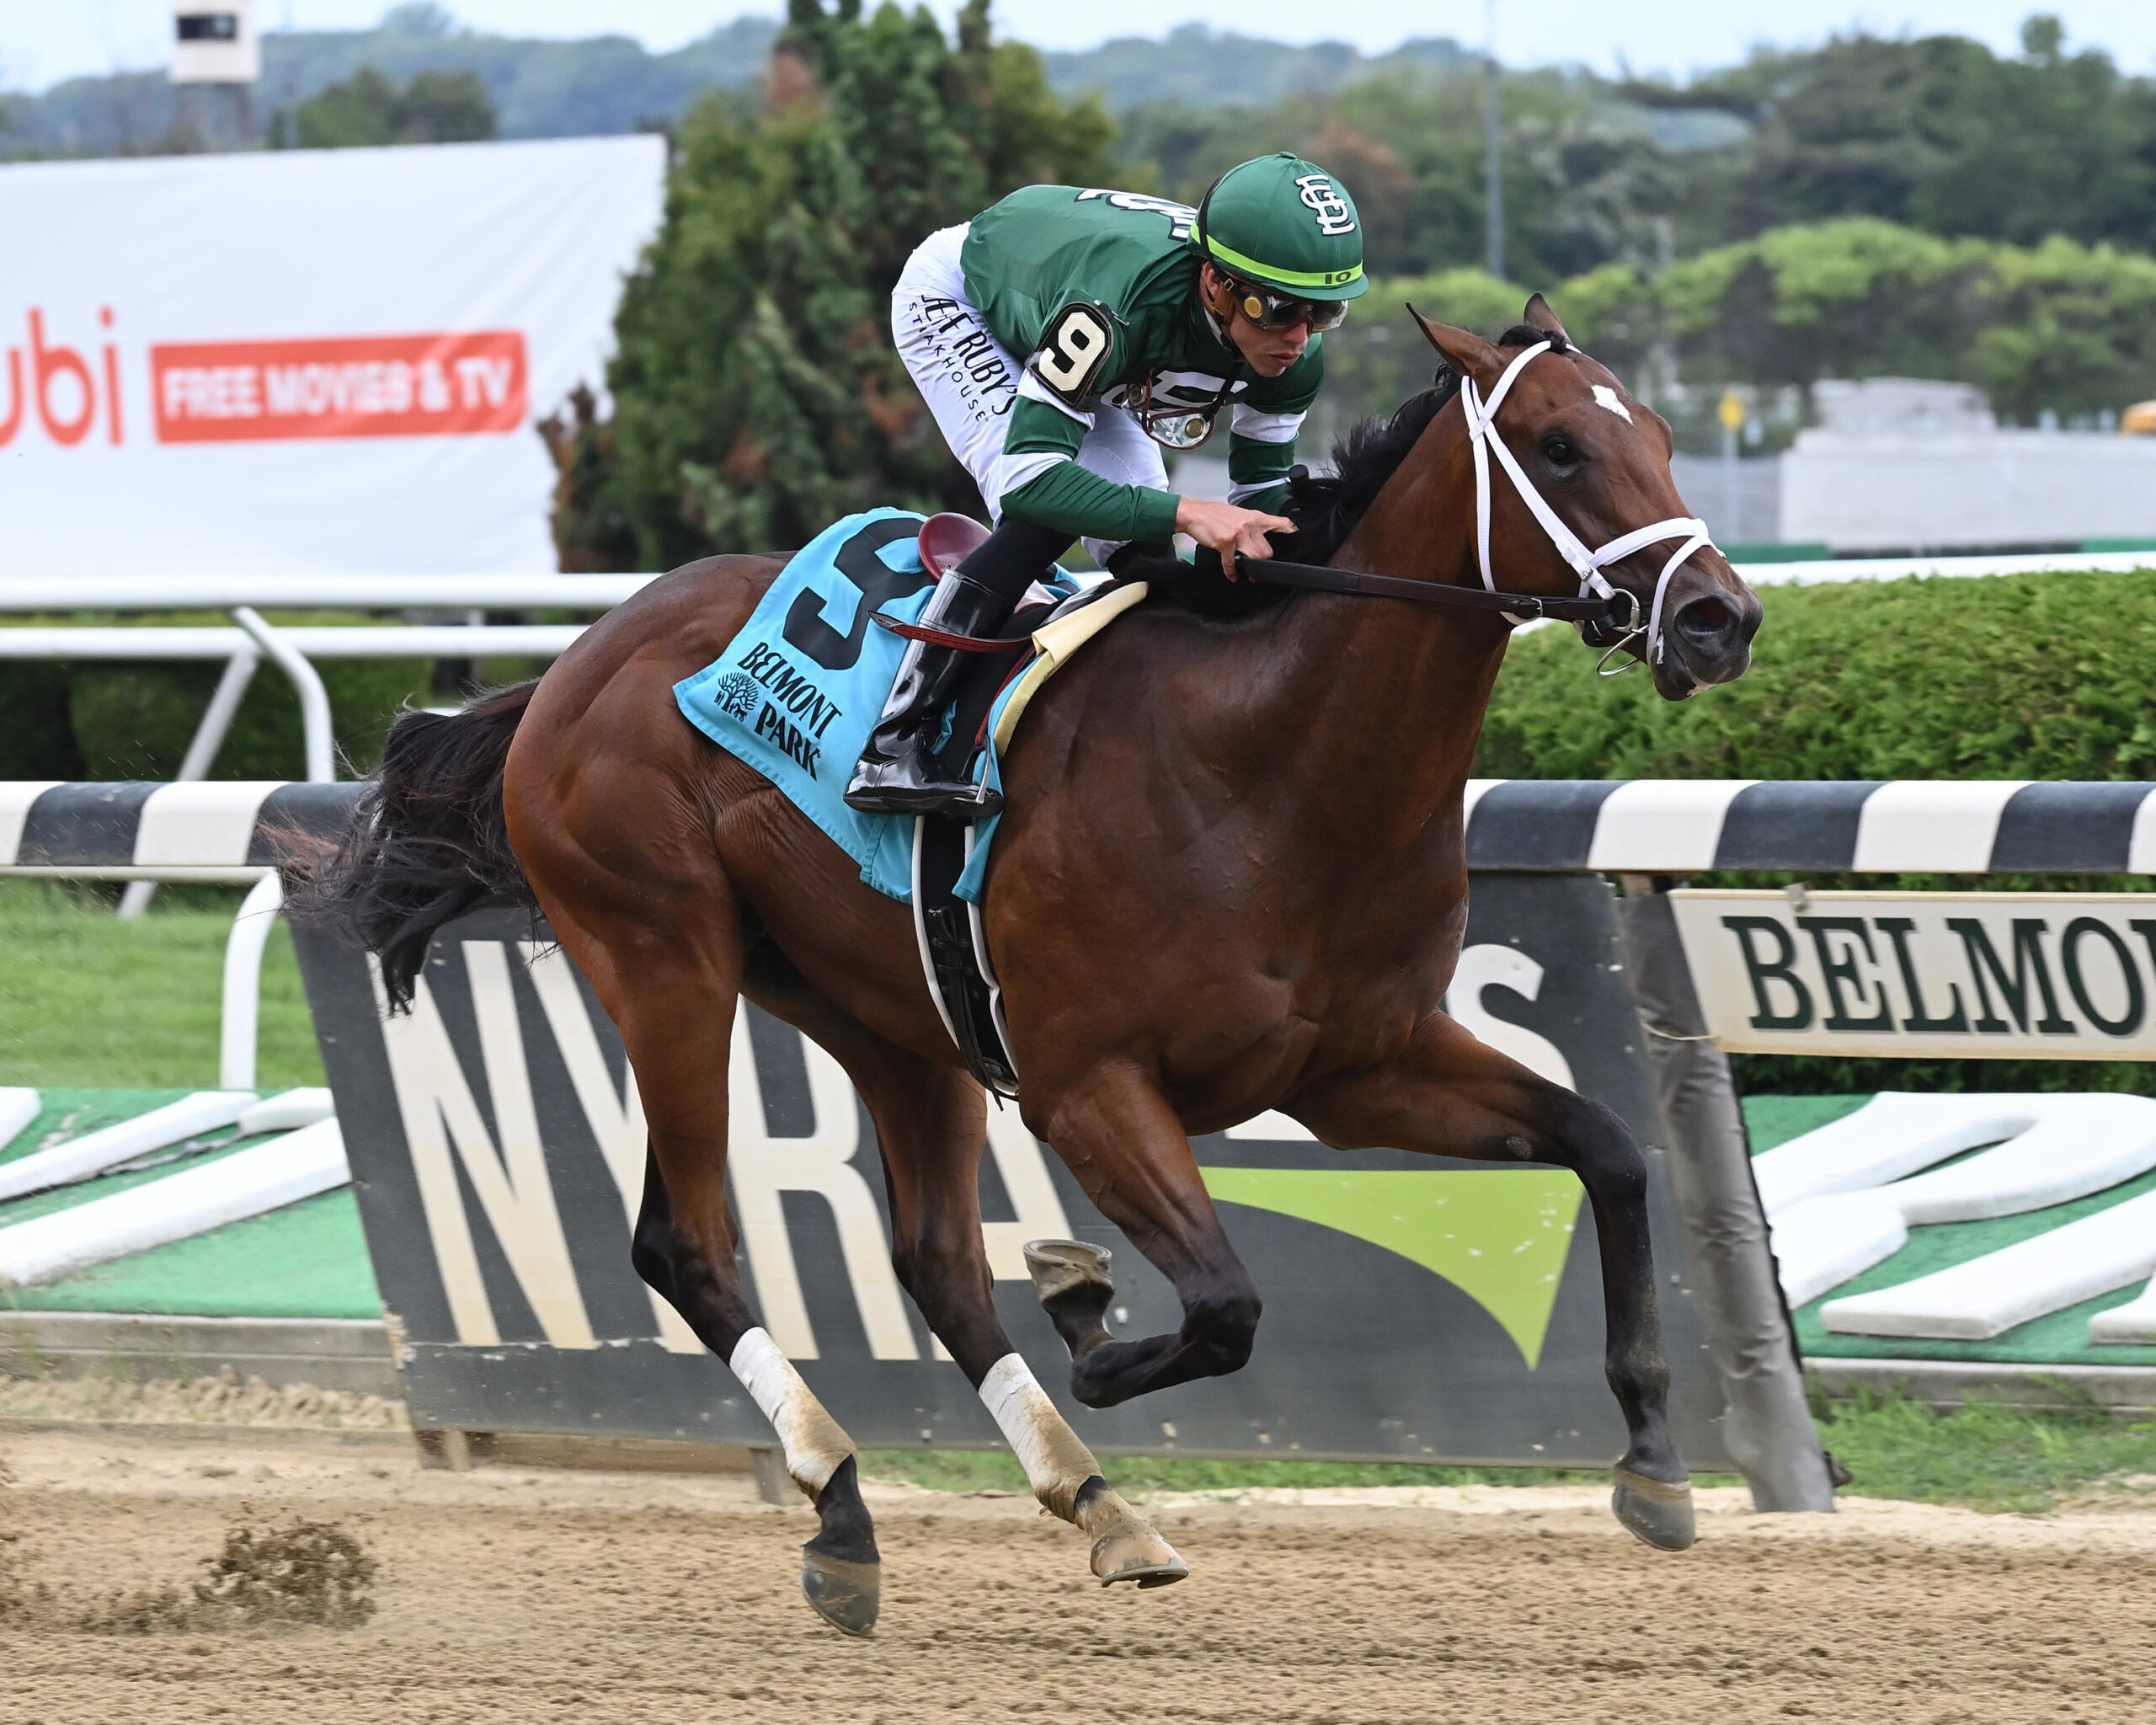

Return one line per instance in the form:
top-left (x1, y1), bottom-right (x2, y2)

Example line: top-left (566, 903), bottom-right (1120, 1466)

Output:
top-left (1174, 496), bottom-right (1292, 578)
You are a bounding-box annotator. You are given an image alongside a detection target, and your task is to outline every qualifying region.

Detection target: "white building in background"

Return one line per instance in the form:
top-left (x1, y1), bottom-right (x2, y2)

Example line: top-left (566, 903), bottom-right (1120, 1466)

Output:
top-left (1678, 378), bottom-right (2156, 555)
top-left (1782, 379), bottom-right (2156, 551)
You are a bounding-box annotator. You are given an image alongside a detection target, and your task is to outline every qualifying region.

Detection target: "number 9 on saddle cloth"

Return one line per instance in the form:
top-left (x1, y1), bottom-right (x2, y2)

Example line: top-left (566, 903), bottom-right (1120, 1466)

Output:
top-left (673, 507), bottom-right (1146, 1095)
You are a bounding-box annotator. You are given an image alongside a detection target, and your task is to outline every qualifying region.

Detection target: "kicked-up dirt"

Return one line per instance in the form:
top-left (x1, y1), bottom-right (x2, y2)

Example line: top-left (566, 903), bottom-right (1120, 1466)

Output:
top-left (0, 1421), bottom-right (2149, 1724)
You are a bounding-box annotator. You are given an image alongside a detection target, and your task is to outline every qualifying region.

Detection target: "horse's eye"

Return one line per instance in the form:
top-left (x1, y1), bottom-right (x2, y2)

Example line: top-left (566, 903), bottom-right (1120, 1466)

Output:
top-left (1542, 435), bottom-right (1582, 467)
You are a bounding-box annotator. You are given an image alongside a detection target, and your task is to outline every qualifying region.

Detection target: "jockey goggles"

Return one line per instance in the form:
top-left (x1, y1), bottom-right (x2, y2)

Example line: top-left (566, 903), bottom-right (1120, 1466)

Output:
top-left (1219, 275), bottom-right (1350, 333)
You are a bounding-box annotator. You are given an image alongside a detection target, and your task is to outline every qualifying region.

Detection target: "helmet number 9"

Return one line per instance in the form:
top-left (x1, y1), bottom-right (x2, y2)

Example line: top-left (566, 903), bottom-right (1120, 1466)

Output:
top-left (1030, 302), bottom-right (1114, 403)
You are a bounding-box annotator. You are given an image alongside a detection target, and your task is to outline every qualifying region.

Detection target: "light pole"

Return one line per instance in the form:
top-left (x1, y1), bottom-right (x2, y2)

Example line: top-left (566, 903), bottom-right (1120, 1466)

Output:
top-left (1483, 0), bottom-right (1503, 280)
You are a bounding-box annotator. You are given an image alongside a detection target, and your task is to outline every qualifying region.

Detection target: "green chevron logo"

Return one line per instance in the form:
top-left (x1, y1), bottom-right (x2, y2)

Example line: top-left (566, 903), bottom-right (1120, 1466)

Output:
top-left (1198, 1167), bottom-right (1584, 1368)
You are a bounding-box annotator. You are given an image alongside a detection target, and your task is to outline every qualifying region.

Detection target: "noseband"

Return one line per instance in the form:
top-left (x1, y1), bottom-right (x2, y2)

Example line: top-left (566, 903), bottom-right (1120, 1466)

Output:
top-left (1254, 339), bottom-right (1720, 675)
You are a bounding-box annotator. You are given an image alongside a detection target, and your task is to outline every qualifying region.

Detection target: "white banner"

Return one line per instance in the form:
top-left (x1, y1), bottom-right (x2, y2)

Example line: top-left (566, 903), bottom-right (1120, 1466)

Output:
top-left (0, 136), bottom-right (664, 578)
top-left (1673, 889), bottom-right (2156, 1060)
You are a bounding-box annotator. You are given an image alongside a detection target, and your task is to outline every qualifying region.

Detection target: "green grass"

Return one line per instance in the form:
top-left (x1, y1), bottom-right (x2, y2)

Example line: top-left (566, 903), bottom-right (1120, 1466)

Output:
top-left (1815, 1386), bottom-right (2156, 1514)
top-left (858, 1449), bottom-right (1742, 1497)
top-left (867, 1391), bottom-right (2156, 1513)
top-left (0, 880), bottom-right (323, 1090)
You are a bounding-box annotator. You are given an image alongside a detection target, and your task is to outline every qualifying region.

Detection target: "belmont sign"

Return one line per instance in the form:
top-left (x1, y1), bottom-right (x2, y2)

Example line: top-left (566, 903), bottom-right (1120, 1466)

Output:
top-left (1673, 889), bottom-right (2156, 1058)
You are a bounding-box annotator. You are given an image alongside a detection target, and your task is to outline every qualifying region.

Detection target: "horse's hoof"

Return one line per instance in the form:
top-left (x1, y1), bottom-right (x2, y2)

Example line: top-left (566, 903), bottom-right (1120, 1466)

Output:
top-left (1611, 1467), bottom-right (1696, 1551)
top-left (1078, 1482), bottom-right (1188, 1589)
top-left (1091, 1524), bottom-right (1190, 1589)
top-left (1024, 1238), bottom-right (1117, 1362)
top-left (799, 1551), bottom-right (881, 1636)
top-left (1023, 1237), bottom-right (1113, 1305)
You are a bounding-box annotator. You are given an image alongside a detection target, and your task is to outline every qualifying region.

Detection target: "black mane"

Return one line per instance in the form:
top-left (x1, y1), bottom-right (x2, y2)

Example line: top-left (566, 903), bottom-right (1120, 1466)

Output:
top-left (1142, 319), bottom-right (1561, 618)
top-left (1272, 370), bottom-right (1461, 569)
top-left (1273, 322), bottom-right (1563, 567)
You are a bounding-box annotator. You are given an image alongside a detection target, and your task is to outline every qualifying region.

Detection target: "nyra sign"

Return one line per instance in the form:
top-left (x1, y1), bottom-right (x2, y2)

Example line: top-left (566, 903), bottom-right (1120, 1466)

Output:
top-left (1672, 890), bottom-right (2156, 1060)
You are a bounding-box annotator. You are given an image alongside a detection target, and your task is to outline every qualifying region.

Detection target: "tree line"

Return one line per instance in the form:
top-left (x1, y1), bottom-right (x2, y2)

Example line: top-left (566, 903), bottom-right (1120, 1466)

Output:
top-left (547, 4), bottom-right (2156, 569)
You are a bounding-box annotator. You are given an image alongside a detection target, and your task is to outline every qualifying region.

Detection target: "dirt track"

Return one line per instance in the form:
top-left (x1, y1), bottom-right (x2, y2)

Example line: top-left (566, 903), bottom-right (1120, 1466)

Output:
top-left (0, 1424), bottom-right (2149, 1724)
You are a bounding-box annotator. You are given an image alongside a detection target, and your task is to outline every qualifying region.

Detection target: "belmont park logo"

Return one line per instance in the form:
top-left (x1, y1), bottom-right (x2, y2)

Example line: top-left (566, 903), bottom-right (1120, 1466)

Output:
top-left (713, 643), bottom-right (846, 780)
top-left (0, 305), bottom-right (526, 447)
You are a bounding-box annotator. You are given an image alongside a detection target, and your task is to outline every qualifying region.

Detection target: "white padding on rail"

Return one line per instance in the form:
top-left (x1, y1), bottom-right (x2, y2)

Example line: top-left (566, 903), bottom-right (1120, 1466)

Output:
top-left (1752, 1093), bottom-right (2036, 1215)
top-left (0, 1090), bottom-right (37, 1152)
top-left (1821, 1188), bottom-right (2156, 1340)
top-left (2089, 1277), bottom-right (2156, 1344)
top-left (0, 1119), bottom-right (349, 1287)
top-left (1757, 1092), bottom-right (2156, 1311)
top-left (133, 782), bottom-right (285, 868)
top-left (1849, 780), bottom-right (2028, 873)
top-left (236, 1089), bottom-right (335, 1135)
top-left (1586, 778), bottom-right (1757, 872)
top-left (0, 782), bottom-right (60, 867)
top-left (0, 1092), bottom-right (256, 1203)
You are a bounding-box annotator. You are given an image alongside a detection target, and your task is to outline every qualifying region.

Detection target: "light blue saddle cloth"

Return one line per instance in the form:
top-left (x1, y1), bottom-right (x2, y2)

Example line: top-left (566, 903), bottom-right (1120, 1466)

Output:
top-left (673, 508), bottom-right (1065, 905)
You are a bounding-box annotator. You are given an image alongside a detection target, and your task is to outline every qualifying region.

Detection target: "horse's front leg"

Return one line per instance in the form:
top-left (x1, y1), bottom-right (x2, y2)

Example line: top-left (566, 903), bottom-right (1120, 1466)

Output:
top-left (1294, 1012), bottom-right (1696, 1552)
top-left (1027, 1061), bottom-right (1264, 1408)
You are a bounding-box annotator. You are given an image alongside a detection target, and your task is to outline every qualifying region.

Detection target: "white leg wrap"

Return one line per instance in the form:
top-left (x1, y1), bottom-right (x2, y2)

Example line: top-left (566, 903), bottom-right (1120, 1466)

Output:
top-left (729, 1327), bottom-right (853, 1501)
top-left (979, 1352), bottom-right (1101, 1521)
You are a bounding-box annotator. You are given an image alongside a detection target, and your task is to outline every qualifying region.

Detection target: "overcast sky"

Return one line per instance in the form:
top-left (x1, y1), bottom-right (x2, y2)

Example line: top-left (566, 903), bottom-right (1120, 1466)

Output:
top-left (6, 0), bottom-right (2154, 93)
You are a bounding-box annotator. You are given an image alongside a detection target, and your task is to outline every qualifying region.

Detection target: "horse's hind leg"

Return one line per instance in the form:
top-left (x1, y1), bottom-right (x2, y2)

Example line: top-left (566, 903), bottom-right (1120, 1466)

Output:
top-left (743, 962), bottom-right (1187, 1589)
top-left (531, 862), bottom-right (882, 1634)
top-left (1021, 1063), bottom-right (1267, 1410)
top-left (1294, 1012), bottom-right (1695, 1552)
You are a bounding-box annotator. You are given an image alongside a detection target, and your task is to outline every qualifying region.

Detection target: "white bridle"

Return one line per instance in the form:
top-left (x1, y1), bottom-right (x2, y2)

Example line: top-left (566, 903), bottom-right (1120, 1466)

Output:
top-left (1460, 339), bottom-right (1716, 669)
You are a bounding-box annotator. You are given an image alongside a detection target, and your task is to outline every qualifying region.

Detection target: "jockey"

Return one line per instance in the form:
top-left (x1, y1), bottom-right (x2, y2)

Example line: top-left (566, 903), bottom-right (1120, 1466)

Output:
top-left (845, 152), bottom-right (1366, 817)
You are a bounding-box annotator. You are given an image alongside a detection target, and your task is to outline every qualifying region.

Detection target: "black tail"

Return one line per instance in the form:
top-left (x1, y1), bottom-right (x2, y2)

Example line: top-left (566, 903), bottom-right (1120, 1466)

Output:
top-left (287, 681), bottom-right (540, 1011)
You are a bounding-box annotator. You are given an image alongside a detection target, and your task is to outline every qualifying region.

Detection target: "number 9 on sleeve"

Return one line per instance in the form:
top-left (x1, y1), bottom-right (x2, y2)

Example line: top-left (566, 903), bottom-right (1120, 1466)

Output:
top-left (1027, 302), bottom-right (1115, 403)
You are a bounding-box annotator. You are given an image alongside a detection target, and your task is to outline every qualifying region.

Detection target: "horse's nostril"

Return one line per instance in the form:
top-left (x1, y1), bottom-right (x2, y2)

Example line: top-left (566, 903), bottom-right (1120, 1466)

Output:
top-left (1676, 595), bottom-right (1735, 637)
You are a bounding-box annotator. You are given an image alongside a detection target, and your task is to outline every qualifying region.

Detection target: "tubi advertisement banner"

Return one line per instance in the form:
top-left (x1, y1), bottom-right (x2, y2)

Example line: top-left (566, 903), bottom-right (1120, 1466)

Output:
top-left (0, 136), bottom-right (664, 578)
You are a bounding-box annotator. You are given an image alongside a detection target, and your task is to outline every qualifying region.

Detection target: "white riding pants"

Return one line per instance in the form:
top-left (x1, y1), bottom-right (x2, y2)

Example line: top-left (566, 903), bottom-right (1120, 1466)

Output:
top-left (892, 223), bottom-right (1169, 568)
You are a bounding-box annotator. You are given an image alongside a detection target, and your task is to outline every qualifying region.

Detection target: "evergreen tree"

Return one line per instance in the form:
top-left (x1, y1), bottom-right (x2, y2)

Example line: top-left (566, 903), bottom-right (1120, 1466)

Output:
top-left (553, 0), bottom-right (1115, 569)
top-left (275, 66), bottom-right (497, 148)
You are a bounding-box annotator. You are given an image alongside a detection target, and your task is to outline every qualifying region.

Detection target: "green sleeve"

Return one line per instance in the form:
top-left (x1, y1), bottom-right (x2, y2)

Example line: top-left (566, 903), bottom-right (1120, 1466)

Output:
top-left (998, 396), bottom-right (1181, 543)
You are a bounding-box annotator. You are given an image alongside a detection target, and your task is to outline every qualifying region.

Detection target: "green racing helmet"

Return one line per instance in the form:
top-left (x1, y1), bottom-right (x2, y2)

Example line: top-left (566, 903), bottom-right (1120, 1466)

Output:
top-left (1193, 152), bottom-right (1368, 302)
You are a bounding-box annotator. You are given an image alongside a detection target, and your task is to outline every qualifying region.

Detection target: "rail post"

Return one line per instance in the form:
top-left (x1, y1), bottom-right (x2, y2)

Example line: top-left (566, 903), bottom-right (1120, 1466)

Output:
top-left (221, 872), bottom-right (285, 1092)
top-left (232, 607), bottom-right (335, 783)
top-left (1615, 880), bottom-right (1836, 1512)
top-left (118, 644), bottom-right (262, 919)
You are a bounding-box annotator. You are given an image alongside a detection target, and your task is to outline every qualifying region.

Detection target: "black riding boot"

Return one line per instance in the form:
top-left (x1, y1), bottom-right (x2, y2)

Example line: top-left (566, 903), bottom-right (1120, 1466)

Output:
top-left (843, 517), bottom-right (1070, 818)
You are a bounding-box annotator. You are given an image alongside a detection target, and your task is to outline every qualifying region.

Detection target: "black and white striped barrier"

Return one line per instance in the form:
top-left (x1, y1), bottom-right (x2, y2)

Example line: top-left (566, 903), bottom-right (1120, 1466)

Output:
top-left (1463, 778), bottom-right (2156, 873)
top-left (0, 781), bottom-right (357, 879)
top-left (9, 777), bottom-right (2153, 876)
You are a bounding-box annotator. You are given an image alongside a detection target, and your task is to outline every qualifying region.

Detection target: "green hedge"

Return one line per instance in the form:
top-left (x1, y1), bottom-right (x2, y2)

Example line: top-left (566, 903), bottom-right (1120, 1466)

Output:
top-left (1476, 569), bottom-right (2156, 782)
top-left (0, 615), bottom-right (542, 782)
top-left (1477, 568), bottom-right (2156, 1095)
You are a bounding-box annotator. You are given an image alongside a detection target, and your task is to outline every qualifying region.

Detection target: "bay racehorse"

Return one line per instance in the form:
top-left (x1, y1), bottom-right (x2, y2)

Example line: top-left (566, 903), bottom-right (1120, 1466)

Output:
top-left (300, 296), bottom-right (1761, 1634)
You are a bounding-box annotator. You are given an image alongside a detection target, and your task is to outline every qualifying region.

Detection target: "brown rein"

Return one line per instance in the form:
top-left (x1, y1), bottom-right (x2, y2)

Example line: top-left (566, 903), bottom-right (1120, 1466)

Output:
top-left (876, 555), bottom-right (1636, 653)
top-left (1246, 555), bottom-right (1633, 627)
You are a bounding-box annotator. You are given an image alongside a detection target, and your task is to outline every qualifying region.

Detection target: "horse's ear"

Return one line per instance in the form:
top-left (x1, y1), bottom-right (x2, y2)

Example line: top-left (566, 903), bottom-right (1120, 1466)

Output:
top-left (1406, 305), bottom-right (1500, 380)
top-left (1520, 292), bottom-right (1573, 348)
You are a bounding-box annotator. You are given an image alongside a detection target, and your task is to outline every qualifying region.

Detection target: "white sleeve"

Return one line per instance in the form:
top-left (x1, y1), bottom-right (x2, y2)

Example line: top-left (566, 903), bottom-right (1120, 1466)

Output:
top-left (1230, 403), bottom-right (1305, 445)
